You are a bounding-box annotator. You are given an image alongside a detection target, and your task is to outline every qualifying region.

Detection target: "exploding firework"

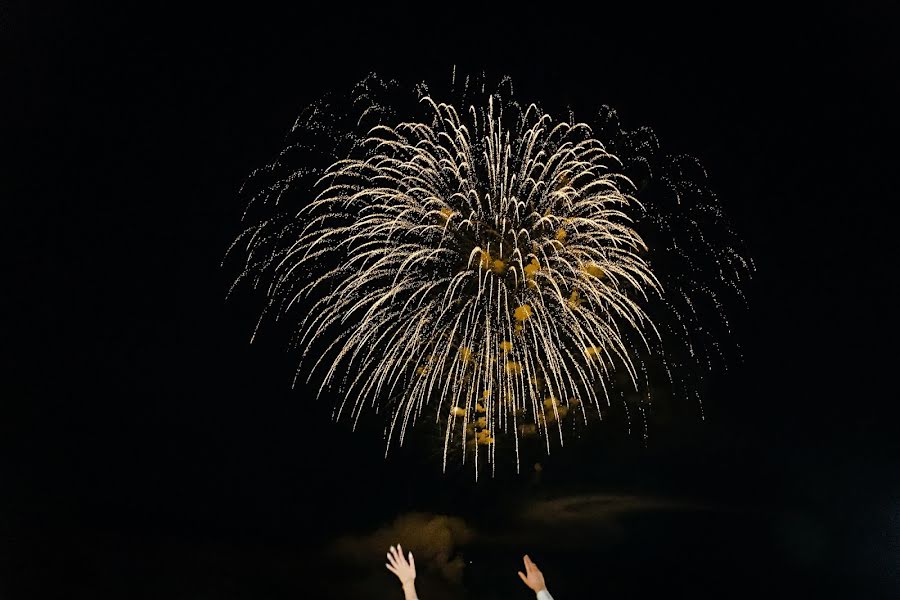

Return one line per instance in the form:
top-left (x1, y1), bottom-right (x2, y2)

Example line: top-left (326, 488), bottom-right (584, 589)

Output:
top-left (227, 73), bottom-right (751, 477)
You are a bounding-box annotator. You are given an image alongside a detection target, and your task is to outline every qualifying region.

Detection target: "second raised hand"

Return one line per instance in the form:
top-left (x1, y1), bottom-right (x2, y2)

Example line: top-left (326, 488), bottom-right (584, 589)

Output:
top-left (517, 554), bottom-right (548, 594)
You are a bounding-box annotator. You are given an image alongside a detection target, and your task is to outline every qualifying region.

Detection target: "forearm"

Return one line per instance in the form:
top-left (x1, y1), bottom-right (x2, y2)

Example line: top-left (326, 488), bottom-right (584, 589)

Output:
top-left (402, 581), bottom-right (419, 600)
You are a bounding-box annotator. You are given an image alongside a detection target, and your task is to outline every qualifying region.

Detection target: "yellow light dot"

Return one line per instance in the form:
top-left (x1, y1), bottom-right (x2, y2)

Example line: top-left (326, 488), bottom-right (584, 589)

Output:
top-left (514, 305), bottom-right (533, 321)
top-left (505, 361), bottom-right (523, 375)
top-left (459, 346), bottom-right (473, 362)
top-left (555, 228), bottom-right (567, 241)
top-left (582, 262), bottom-right (606, 278)
top-left (492, 259), bottom-right (506, 274)
top-left (499, 340), bottom-right (513, 353)
top-left (523, 258), bottom-right (541, 279)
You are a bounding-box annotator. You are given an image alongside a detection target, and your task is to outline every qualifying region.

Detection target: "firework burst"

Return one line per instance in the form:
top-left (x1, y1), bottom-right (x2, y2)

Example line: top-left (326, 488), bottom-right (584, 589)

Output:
top-left (227, 74), bottom-right (751, 477)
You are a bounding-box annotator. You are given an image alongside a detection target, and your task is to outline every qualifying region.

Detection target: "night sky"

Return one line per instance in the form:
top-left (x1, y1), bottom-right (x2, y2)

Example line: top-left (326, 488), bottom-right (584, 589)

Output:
top-left (4, 5), bottom-right (899, 599)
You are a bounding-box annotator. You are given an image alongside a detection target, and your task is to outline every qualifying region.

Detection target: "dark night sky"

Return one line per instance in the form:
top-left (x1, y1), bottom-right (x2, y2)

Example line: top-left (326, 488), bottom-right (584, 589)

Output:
top-left (3, 4), bottom-right (899, 599)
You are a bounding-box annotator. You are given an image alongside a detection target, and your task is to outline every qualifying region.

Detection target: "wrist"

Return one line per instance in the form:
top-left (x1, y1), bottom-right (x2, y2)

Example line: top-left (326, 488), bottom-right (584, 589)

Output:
top-left (401, 580), bottom-right (418, 600)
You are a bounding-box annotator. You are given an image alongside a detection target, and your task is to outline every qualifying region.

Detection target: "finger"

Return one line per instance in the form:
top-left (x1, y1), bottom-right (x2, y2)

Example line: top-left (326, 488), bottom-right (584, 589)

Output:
top-left (523, 555), bottom-right (533, 573)
top-left (386, 564), bottom-right (399, 576)
top-left (408, 552), bottom-right (415, 569)
top-left (518, 571), bottom-right (529, 584)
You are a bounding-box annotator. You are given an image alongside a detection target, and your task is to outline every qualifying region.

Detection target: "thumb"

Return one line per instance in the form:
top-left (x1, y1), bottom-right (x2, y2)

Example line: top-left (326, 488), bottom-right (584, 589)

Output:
top-left (518, 571), bottom-right (529, 585)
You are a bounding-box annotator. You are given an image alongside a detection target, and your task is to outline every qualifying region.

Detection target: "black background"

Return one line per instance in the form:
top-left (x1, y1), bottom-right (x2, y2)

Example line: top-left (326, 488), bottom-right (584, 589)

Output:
top-left (3, 4), bottom-right (898, 599)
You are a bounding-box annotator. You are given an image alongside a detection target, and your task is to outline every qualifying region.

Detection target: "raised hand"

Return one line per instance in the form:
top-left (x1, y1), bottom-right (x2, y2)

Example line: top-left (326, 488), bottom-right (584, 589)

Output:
top-left (386, 544), bottom-right (417, 586)
top-left (517, 554), bottom-right (548, 593)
